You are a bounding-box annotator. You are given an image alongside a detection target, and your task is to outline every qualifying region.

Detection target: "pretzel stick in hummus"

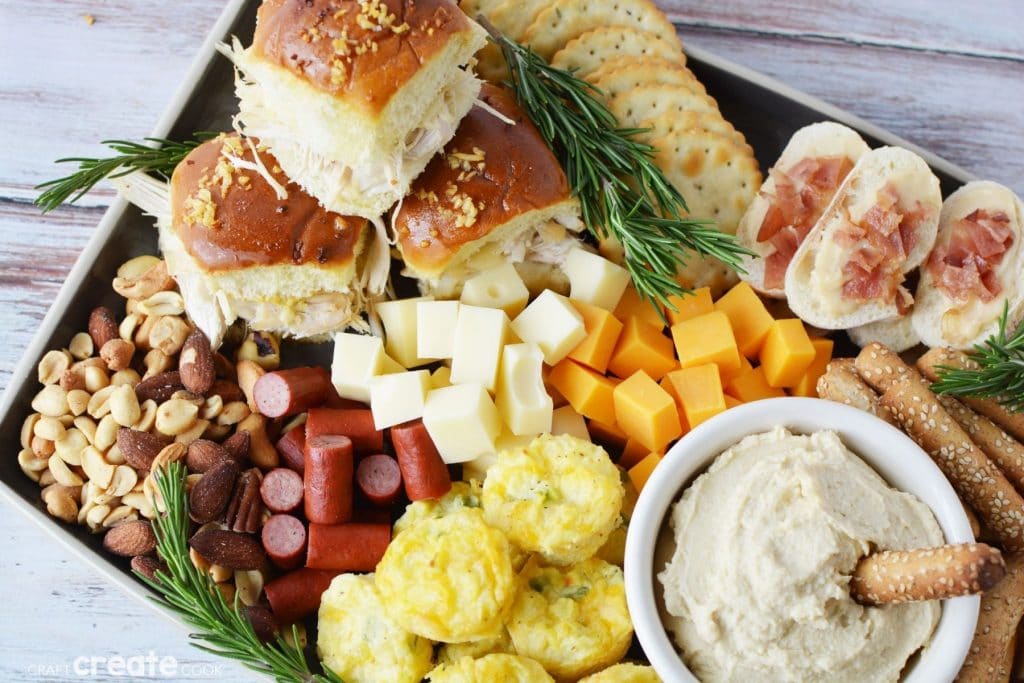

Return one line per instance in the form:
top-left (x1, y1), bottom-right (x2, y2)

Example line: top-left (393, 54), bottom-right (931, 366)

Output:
top-left (957, 554), bottom-right (1024, 683)
top-left (878, 378), bottom-right (1024, 552)
top-left (816, 358), bottom-right (898, 426)
top-left (851, 543), bottom-right (1004, 606)
top-left (936, 394), bottom-right (1024, 496)
top-left (919, 347), bottom-right (1024, 444)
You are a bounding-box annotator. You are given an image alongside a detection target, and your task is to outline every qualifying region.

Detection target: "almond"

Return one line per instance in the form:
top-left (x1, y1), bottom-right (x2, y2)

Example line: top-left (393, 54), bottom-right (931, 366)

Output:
top-left (117, 427), bottom-right (171, 471)
top-left (103, 519), bottom-right (157, 557)
top-left (209, 379), bottom-right (246, 404)
top-left (88, 306), bottom-right (119, 350)
top-left (189, 529), bottom-right (264, 570)
top-left (131, 554), bottom-right (167, 582)
top-left (179, 329), bottom-right (216, 395)
top-left (243, 604), bottom-right (278, 643)
top-left (222, 430), bottom-right (251, 463)
top-left (186, 439), bottom-right (231, 473)
top-left (189, 460), bottom-right (239, 523)
top-left (135, 370), bottom-right (184, 403)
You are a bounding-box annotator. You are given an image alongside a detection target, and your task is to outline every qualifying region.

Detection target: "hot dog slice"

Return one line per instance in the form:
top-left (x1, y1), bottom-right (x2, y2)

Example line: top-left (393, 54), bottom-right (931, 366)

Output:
top-left (306, 408), bottom-right (384, 454)
top-left (356, 454), bottom-right (403, 506)
top-left (306, 522), bottom-right (391, 571)
top-left (275, 424), bottom-right (306, 474)
top-left (262, 514), bottom-right (307, 570)
top-left (264, 568), bottom-right (341, 625)
top-left (260, 468), bottom-right (304, 514)
top-left (390, 420), bottom-right (452, 501)
top-left (304, 435), bottom-right (353, 525)
top-left (253, 366), bottom-right (332, 418)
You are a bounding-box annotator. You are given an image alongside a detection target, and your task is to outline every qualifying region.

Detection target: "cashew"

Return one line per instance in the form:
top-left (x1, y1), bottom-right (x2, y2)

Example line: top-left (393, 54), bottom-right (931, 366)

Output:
top-left (200, 395), bottom-right (224, 421)
top-left (38, 349), bottom-right (72, 385)
top-left (216, 401), bottom-right (251, 427)
top-left (209, 564), bottom-right (233, 584)
top-left (237, 413), bottom-right (279, 469)
top-left (39, 469), bottom-right (57, 487)
top-left (82, 446), bottom-right (115, 489)
top-left (31, 385), bottom-right (69, 417)
top-left (119, 313), bottom-right (143, 343)
top-left (20, 414), bottom-right (40, 450)
top-left (48, 455), bottom-right (84, 487)
top-left (87, 385), bottom-right (116, 420)
top-left (235, 570), bottom-right (264, 607)
top-left (30, 435), bottom-right (55, 458)
top-left (236, 360), bottom-right (265, 413)
top-left (173, 418), bottom-right (210, 446)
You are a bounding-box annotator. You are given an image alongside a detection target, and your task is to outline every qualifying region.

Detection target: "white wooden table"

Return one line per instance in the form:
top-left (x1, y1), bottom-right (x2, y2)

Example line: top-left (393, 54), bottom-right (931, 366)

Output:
top-left (0, 1), bottom-right (1021, 680)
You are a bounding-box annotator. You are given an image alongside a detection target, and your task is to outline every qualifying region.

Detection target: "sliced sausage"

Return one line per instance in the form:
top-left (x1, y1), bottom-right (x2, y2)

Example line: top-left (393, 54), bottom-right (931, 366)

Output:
top-left (303, 435), bottom-right (353, 525)
top-left (253, 366), bottom-right (332, 418)
top-left (264, 568), bottom-right (341, 625)
top-left (390, 420), bottom-right (452, 501)
top-left (305, 522), bottom-right (391, 571)
top-left (352, 507), bottom-right (392, 525)
top-left (356, 454), bottom-right (403, 506)
top-left (260, 468), bottom-right (304, 514)
top-left (261, 514), bottom-right (307, 570)
top-left (306, 408), bottom-right (383, 454)
top-left (275, 424), bottom-right (306, 474)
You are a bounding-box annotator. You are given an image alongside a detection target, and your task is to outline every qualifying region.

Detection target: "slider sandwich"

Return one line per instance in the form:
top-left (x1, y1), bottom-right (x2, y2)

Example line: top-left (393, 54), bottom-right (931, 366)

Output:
top-left (112, 133), bottom-right (380, 347)
top-left (223, 0), bottom-right (487, 219)
top-left (393, 83), bottom-right (584, 297)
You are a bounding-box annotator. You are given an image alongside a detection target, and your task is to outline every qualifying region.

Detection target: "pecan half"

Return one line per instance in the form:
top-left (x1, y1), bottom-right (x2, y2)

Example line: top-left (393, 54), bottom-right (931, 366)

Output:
top-left (224, 468), bottom-right (263, 534)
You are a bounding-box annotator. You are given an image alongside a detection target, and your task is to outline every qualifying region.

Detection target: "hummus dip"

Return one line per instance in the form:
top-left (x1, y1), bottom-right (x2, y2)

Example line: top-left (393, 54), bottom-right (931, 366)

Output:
top-left (658, 427), bottom-right (943, 682)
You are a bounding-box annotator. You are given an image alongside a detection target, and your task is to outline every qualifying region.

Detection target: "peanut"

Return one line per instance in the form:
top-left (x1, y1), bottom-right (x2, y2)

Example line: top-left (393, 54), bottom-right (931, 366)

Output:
top-left (209, 564), bottom-right (233, 584)
top-left (87, 385), bottom-right (116, 420)
top-left (148, 316), bottom-right (190, 356)
top-left (48, 455), bottom-right (84, 487)
top-left (42, 484), bottom-right (79, 523)
top-left (68, 332), bottom-right (95, 360)
top-left (93, 414), bottom-right (119, 452)
top-left (138, 290), bottom-right (185, 317)
top-left (54, 428), bottom-right (88, 466)
top-left (110, 368), bottom-right (142, 388)
top-left (102, 505), bottom-right (138, 528)
top-left (200, 395), bottom-right (224, 421)
top-left (66, 389), bottom-right (91, 416)
top-left (106, 465), bottom-right (138, 498)
top-left (134, 314), bottom-right (158, 351)
top-left (38, 350), bottom-right (72, 385)
top-left (21, 413), bottom-right (40, 450)
top-left (83, 365), bottom-right (110, 393)
top-left (217, 401), bottom-right (251, 427)
top-left (134, 399), bottom-right (158, 432)
top-left (116, 255), bottom-right (161, 281)
top-left (60, 369), bottom-right (87, 393)
top-left (170, 390), bottom-right (205, 407)
top-left (82, 446), bottom-right (115, 489)
top-left (174, 418), bottom-right (210, 446)
top-left (113, 257), bottom-right (173, 300)
top-left (30, 435), bottom-right (55, 458)
top-left (73, 416), bottom-right (97, 445)
top-left (39, 469), bottom-right (57, 487)
top-left (31, 385), bottom-right (69, 417)
top-left (18, 449), bottom-right (47, 482)
top-left (109, 385), bottom-right (141, 427)
top-left (85, 503), bottom-right (112, 530)
top-left (122, 491), bottom-right (156, 519)
top-left (34, 416), bottom-right (66, 442)
top-left (100, 339), bottom-right (135, 372)
top-left (106, 444), bottom-right (125, 466)
top-left (155, 399), bottom-right (199, 436)
top-left (143, 348), bottom-right (172, 379)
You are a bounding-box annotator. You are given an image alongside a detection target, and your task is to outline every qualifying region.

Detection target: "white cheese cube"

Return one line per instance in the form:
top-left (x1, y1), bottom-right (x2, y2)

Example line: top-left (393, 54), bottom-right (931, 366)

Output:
top-left (450, 305), bottom-right (512, 392)
top-left (511, 290), bottom-right (587, 365)
top-left (460, 263), bottom-right (530, 318)
top-left (377, 297), bottom-right (432, 369)
top-left (423, 383), bottom-right (501, 463)
top-left (368, 370), bottom-right (431, 429)
top-left (331, 333), bottom-right (387, 402)
top-left (381, 353), bottom-right (406, 375)
top-left (416, 300), bottom-right (460, 360)
top-left (551, 405), bottom-right (591, 441)
top-left (495, 343), bottom-right (553, 435)
top-left (430, 366), bottom-right (452, 389)
top-left (564, 248), bottom-right (631, 311)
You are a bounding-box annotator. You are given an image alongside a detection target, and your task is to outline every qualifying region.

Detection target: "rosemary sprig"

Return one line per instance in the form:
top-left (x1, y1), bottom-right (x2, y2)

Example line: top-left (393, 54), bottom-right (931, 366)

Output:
top-left (34, 134), bottom-right (215, 213)
top-left (487, 25), bottom-right (753, 309)
top-left (931, 302), bottom-right (1024, 412)
top-left (139, 462), bottom-right (341, 683)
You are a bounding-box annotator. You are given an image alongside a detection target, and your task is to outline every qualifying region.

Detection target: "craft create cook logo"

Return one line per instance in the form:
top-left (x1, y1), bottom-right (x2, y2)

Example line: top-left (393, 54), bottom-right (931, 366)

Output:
top-left (26, 652), bottom-right (225, 678)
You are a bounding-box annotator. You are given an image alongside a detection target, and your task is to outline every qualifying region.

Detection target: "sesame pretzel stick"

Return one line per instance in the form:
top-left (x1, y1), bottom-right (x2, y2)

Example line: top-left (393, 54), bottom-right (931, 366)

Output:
top-left (854, 342), bottom-right (920, 394)
top-left (919, 347), bottom-right (1024, 443)
top-left (878, 378), bottom-right (1024, 552)
top-left (816, 358), bottom-right (898, 426)
top-left (957, 554), bottom-right (1024, 682)
top-left (851, 543), bottom-right (1004, 606)
top-left (936, 393), bottom-right (1024, 496)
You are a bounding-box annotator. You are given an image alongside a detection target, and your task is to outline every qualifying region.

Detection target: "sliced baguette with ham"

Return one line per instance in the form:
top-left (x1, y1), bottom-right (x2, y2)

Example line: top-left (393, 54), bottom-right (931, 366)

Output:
top-left (911, 180), bottom-right (1024, 350)
top-left (784, 146), bottom-right (941, 329)
top-left (737, 122), bottom-right (869, 298)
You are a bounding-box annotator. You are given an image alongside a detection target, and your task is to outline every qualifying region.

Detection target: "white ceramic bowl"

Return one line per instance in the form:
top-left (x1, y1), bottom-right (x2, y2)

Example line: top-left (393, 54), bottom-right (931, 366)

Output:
top-left (624, 397), bottom-right (978, 683)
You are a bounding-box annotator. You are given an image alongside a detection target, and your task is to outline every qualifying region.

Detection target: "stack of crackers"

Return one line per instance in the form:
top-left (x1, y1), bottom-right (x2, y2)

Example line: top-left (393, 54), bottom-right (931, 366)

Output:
top-left (461, 0), bottom-right (762, 296)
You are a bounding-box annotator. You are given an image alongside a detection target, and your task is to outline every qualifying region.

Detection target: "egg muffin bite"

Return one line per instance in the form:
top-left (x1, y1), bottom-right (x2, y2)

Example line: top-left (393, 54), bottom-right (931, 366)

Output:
top-left (595, 470), bottom-right (640, 567)
top-left (317, 574), bottom-right (433, 683)
top-left (482, 434), bottom-right (623, 565)
top-left (580, 663), bottom-right (662, 682)
top-left (427, 654), bottom-right (554, 682)
top-left (437, 628), bottom-right (515, 665)
top-left (376, 508), bottom-right (517, 643)
top-left (508, 557), bottom-right (633, 680)
top-left (393, 480), bottom-right (483, 536)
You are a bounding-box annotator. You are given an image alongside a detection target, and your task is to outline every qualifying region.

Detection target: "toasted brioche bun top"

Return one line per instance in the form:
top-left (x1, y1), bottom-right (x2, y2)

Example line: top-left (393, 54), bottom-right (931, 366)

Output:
top-left (252, 0), bottom-right (476, 115)
top-left (394, 83), bottom-right (573, 274)
top-left (170, 133), bottom-right (367, 272)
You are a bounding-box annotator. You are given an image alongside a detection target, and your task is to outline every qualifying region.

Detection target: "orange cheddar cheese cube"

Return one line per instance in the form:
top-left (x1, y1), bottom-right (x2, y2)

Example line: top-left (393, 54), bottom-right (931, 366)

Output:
top-left (714, 282), bottom-right (775, 358)
top-left (614, 286), bottom-right (664, 329)
top-left (546, 359), bottom-right (618, 425)
top-left (568, 300), bottom-right (624, 374)
top-left (663, 364), bottom-right (727, 429)
top-left (724, 394), bottom-right (743, 409)
top-left (619, 437), bottom-right (652, 470)
top-left (791, 337), bottom-right (835, 397)
top-left (588, 418), bottom-right (628, 451)
top-left (725, 365), bottom-right (786, 402)
top-left (670, 311), bottom-right (741, 377)
top-left (628, 452), bottom-right (662, 493)
top-left (541, 365), bottom-right (569, 408)
top-left (664, 287), bottom-right (713, 326)
top-left (613, 371), bottom-right (682, 453)
top-left (608, 317), bottom-right (678, 381)
top-left (718, 351), bottom-right (753, 385)
top-left (760, 319), bottom-right (816, 388)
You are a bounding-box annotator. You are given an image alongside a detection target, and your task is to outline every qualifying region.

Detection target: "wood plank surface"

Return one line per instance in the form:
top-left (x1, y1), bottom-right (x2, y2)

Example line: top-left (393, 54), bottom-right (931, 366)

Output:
top-left (0, 1), bottom-right (1021, 680)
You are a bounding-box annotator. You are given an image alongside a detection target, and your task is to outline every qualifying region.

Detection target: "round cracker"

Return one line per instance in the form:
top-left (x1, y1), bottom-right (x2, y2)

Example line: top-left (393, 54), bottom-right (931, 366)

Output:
top-left (550, 27), bottom-right (684, 79)
top-left (589, 57), bottom-right (705, 96)
top-left (524, 0), bottom-right (681, 60)
top-left (609, 83), bottom-right (721, 125)
top-left (459, 0), bottom-right (505, 21)
top-left (489, 0), bottom-right (552, 43)
top-left (633, 110), bottom-right (748, 149)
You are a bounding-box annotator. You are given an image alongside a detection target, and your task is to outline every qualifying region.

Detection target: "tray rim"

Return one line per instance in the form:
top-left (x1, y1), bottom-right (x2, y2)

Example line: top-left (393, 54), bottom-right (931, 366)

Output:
top-left (0, 5), bottom-right (977, 673)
